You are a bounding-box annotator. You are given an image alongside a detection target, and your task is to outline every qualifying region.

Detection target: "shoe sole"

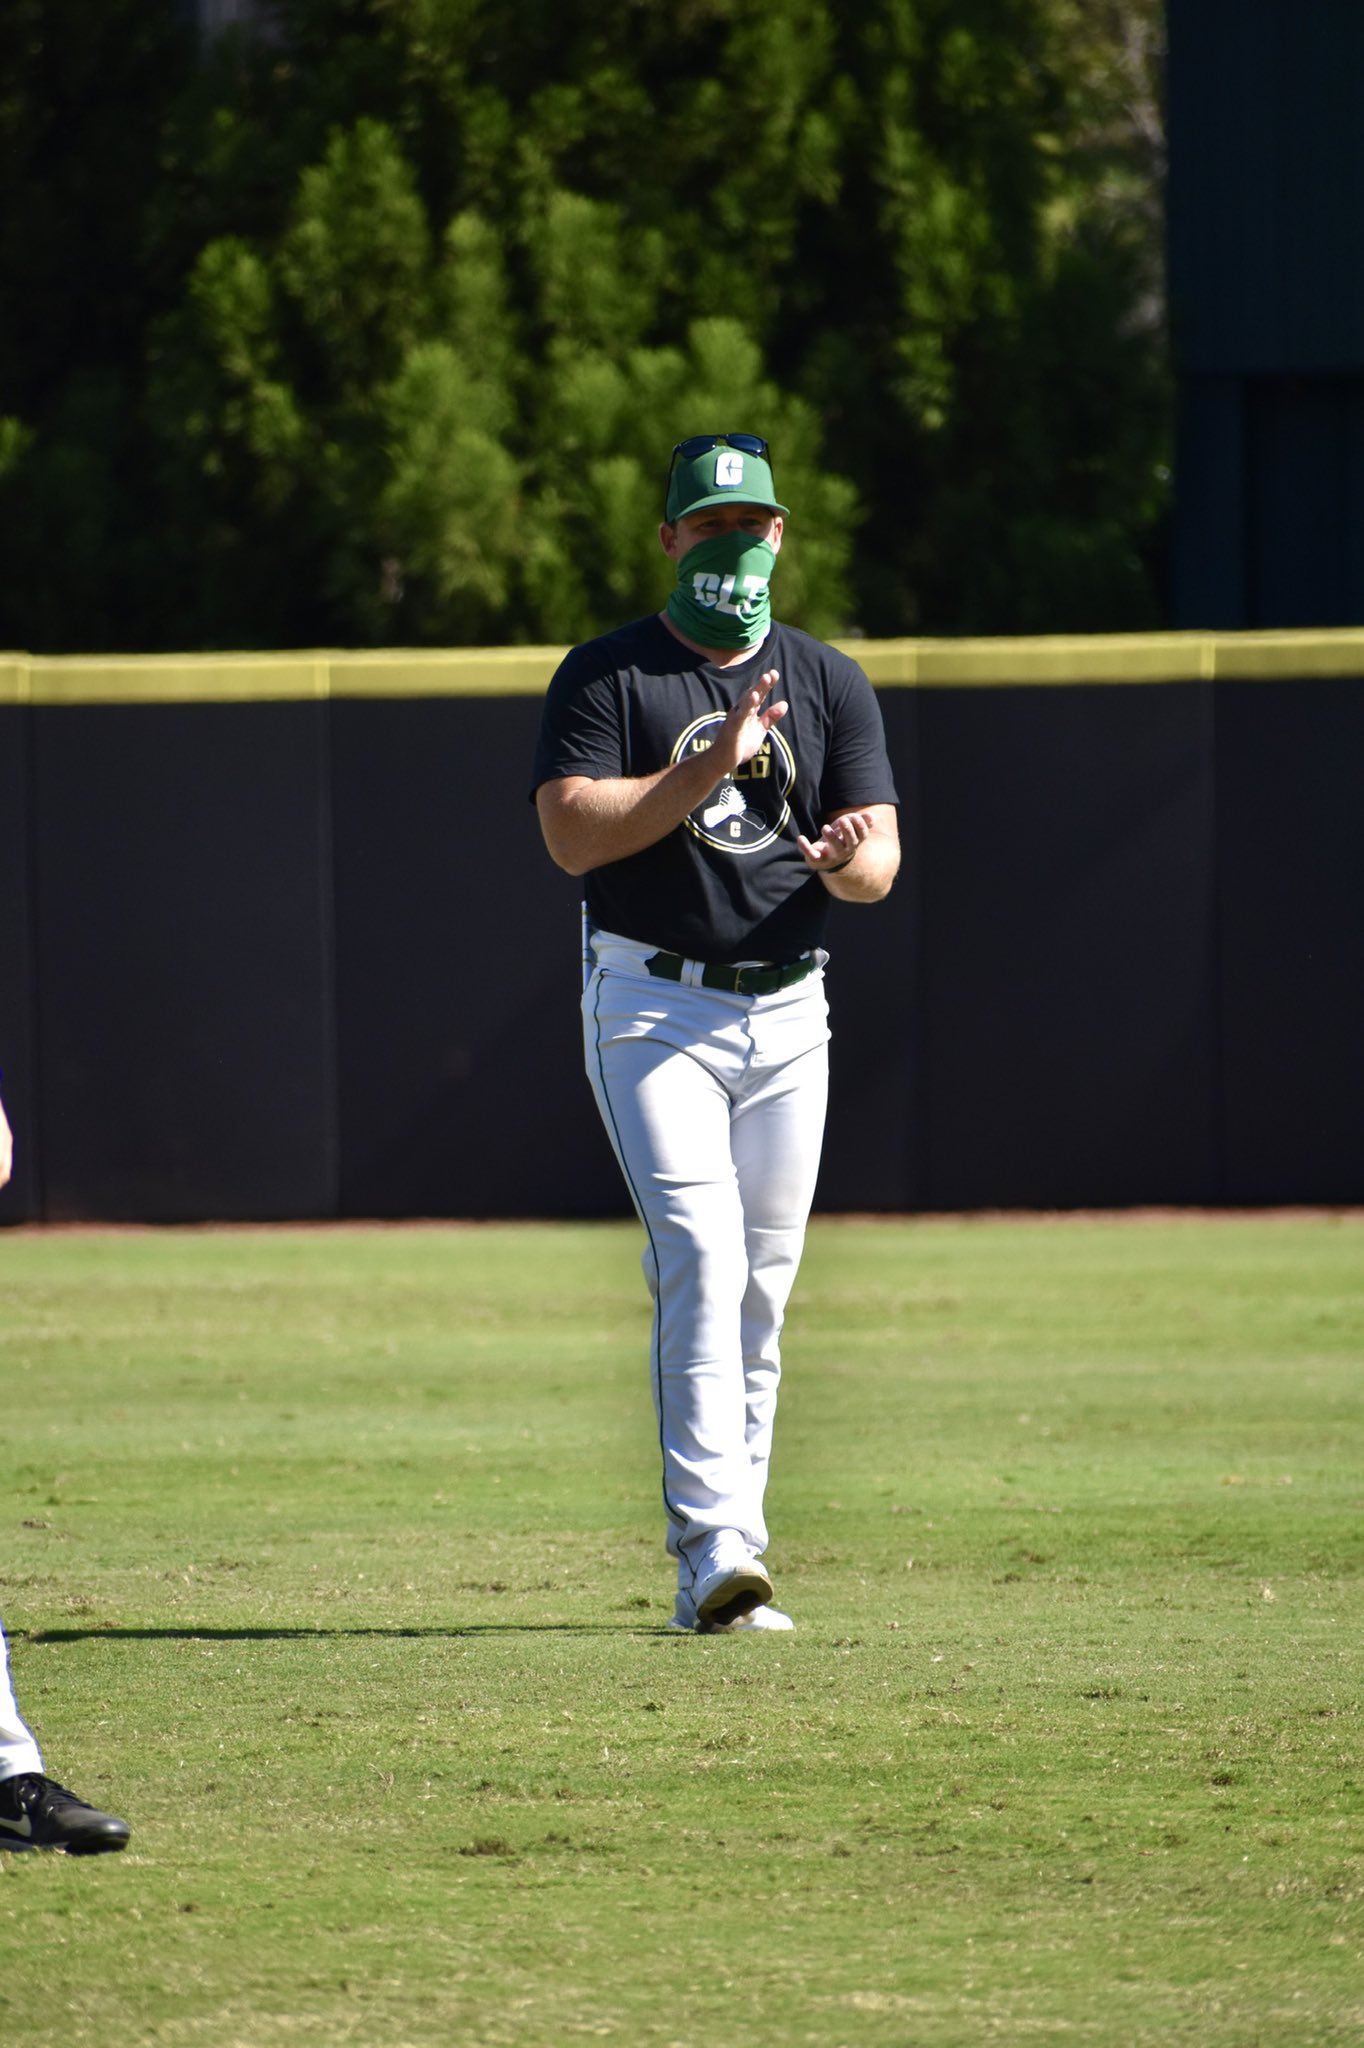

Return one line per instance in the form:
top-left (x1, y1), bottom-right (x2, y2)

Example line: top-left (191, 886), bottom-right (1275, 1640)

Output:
top-left (704, 1607), bottom-right (794, 1634)
top-left (0, 1831), bottom-right (129, 1854)
top-left (695, 1562), bottom-right (775, 1629)
top-left (667, 1606), bottom-right (795, 1635)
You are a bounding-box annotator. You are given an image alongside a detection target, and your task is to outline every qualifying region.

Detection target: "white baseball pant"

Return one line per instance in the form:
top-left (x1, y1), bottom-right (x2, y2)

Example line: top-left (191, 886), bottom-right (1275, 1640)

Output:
top-left (0, 1623), bottom-right (44, 1780)
top-left (582, 928), bottom-right (830, 1617)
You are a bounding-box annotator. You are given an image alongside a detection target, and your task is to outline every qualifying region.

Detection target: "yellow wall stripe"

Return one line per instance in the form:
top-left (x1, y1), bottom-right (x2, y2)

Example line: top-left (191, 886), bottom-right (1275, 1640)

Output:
top-left (2, 629), bottom-right (1364, 705)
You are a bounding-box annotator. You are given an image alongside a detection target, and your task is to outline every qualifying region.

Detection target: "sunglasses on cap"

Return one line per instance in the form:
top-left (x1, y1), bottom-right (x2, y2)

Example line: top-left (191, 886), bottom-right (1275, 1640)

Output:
top-left (665, 433), bottom-right (771, 510)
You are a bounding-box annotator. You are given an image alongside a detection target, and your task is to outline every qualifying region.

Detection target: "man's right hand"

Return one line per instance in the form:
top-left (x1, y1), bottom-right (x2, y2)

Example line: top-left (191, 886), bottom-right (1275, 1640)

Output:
top-left (717, 670), bottom-right (788, 772)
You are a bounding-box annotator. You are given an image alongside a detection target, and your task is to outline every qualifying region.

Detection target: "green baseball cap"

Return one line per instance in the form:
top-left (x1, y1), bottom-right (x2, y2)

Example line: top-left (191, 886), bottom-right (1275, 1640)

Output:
top-left (665, 435), bottom-right (790, 524)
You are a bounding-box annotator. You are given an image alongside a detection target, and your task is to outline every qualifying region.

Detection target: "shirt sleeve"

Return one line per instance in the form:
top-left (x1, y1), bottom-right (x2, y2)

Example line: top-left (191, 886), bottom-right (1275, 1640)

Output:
top-left (818, 655), bottom-right (900, 815)
top-left (528, 647), bottom-right (626, 799)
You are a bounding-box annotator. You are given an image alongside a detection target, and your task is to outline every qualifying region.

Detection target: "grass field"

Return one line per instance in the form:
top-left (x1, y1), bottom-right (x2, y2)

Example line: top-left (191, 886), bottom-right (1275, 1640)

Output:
top-left (1, 1213), bottom-right (1361, 2046)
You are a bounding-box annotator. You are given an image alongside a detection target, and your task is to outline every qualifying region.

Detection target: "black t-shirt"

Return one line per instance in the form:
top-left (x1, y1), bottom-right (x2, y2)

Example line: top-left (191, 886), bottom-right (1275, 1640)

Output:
top-left (530, 614), bottom-right (898, 963)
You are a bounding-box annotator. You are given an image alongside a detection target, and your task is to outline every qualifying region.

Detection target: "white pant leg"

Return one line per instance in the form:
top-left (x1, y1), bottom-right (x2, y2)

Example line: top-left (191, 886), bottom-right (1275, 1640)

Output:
top-left (588, 1025), bottom-right (760, 1563)
top-left (584, 943), bottom-right (829, 1594)
top-left (732, 1038), bottom-right (829, 1512)
top-left (0, 1622), bottom-right (44, 1780)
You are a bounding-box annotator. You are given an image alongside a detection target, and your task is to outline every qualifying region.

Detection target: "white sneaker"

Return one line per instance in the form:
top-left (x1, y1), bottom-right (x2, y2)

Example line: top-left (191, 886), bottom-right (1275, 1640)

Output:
top-left (691, 1558), bottom-right (774, 1629)
top-left (667, 1603), bottom-right (794, 1634)
top-left (704, 1603), bottom-right (794, 1634)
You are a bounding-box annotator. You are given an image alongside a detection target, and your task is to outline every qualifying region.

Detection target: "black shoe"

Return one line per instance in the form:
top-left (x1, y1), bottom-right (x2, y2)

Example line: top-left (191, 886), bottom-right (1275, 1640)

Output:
top-left (0, 1772), bottom-right (131, 1854)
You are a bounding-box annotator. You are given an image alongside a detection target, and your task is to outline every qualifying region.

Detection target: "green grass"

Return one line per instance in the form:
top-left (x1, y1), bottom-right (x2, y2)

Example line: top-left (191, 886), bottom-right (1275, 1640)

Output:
top-left (1, 1214), bottom-right (1361, 2045)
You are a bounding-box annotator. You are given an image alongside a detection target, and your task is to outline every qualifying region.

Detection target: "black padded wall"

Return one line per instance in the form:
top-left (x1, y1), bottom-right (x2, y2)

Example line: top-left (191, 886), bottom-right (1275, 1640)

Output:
top-left (917, 683), bottom-right (1220, 1208)
top-left (4, 674), bottom-right (1361, 1221)
top-left (1215, 678), bottom-right (1364, 1203)
top-left (0, 710), bottom-right (39, 1223)
top-left (815, 687), bottom-right (923, 1213)
top-left (30, 702), bottom-right (338, 1221)
top-left (331, 695), bottom-right (621, 1218)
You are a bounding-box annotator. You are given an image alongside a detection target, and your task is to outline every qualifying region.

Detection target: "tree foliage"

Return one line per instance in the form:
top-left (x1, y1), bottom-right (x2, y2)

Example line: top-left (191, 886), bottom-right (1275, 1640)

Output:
top-left (0, 0), bottom-right (1170, 651)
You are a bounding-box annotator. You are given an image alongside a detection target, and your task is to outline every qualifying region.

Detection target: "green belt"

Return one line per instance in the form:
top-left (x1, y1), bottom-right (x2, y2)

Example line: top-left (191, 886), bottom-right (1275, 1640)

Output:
top-left (644, 951), bottom-right (818, 997)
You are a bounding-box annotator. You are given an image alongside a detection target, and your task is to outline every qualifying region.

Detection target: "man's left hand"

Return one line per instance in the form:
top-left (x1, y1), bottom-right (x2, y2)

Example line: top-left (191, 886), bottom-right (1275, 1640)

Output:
top-left (797, 810), bottom-right (876, 873)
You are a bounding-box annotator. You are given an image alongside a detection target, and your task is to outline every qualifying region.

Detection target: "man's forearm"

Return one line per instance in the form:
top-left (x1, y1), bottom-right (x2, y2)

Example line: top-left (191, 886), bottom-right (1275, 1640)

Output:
top-left (538, 670), bottom-right (788, 877)
top-left (537, 755), bottom-right (729, 877)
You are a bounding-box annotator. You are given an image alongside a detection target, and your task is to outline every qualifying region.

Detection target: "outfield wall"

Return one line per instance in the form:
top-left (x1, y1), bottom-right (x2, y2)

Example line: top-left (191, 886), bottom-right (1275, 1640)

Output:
top-left (1, 634), bottom-right (1361, 1223)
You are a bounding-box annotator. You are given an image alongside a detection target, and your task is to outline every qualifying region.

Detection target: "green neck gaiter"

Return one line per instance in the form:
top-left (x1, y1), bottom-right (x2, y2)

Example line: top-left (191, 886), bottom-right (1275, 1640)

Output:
top-left (666, 532), bottom-right (776, 650)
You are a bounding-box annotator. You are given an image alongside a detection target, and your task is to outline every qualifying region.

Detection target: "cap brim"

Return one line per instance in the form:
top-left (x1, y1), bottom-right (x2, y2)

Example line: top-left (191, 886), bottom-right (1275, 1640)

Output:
top-left (669, 491), bottom-right (790, 522)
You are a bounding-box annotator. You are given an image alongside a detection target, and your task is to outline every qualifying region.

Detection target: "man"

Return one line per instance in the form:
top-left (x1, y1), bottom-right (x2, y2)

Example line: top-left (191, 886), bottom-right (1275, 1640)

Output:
top-left (0, 1090), bottom-right (131, 1852)
top-left (530, 432), bottom-right (899, 1634)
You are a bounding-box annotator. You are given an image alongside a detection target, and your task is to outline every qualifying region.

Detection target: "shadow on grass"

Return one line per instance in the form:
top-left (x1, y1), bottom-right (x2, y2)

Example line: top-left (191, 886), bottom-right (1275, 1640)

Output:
top-left (26, 1623), bottom-right (675, 1642)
